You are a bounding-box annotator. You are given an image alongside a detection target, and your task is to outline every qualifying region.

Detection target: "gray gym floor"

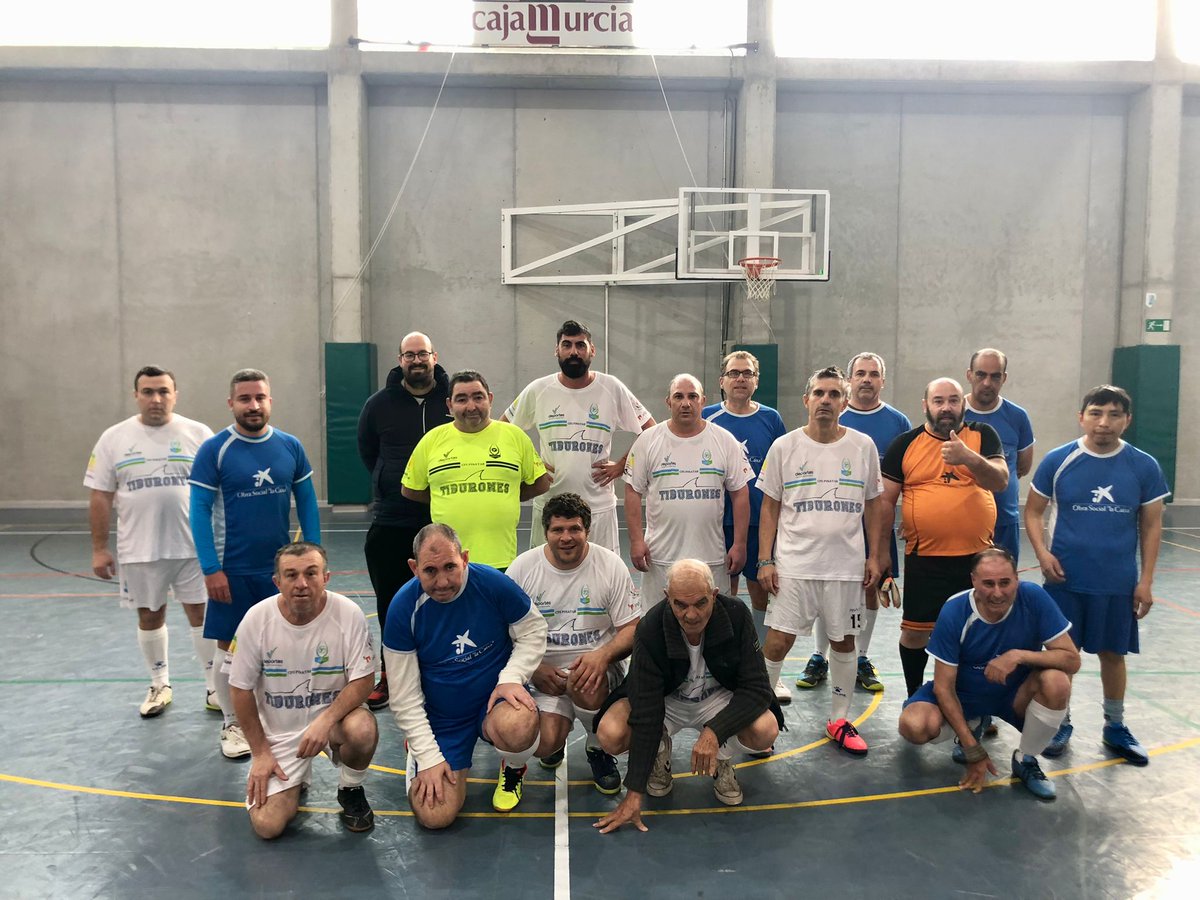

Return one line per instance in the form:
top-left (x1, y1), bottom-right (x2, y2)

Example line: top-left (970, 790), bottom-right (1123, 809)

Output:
top-left (2, 509), bottom-right (1198, 899)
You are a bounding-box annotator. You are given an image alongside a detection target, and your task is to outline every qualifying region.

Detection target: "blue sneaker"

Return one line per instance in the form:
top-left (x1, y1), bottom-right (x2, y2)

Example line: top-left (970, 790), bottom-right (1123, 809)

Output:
top-left (1042, 720), bottom-right (1073, 758)
top-left (951, 719), bottom-right (987, 765)
top-left (1102, 721), bottom-right (1149, 766)
top-left (1011, 752), bottom-right (1056, 801)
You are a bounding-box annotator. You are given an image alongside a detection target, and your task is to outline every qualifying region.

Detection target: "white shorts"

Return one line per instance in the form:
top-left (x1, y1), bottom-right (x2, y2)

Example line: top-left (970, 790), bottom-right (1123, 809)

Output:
top-left (119, 558), bottom-right (206, 611)
top-left (529, 505), bottom-right (620, 556)
top-left (662, 688), bottom-right (753, 758)
top-left (765, 578), bottom-right (865, 641)
top-left (530, 661), bottom-right (626, 720)
top-left (257, 729), bottom-right (339, 799)
top-left (639, 562), bottom-right (730, 614)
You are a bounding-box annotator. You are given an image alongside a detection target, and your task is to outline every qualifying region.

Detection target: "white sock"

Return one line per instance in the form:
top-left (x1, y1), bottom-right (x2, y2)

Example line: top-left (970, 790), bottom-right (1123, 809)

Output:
top-left (813, 618), bottom-right (829, 658)
top-left (190, 626), bottom-right (216, 692)
top-left (828, 649), bottom-right (857, 722)
top-left (1019, 700), bottom-right (1067, 758)
top-left (213, 646), bottom-right (236, 727)
top-left (502, 734), bottom-right (540, 770)
top-left (576, 706), bottom-right (601, 750)
top-left (764, 656), bottom-right (784, 689)
top-left (137, 625), bottom-right (169, 688)
top-left (751, 606), bottom-right (767, 644)
top-left (717, 740), bottom-right (732, 761)
top-left (857, 607), bottom-right (878, 657)
top-left (339, 764), bottom-right (369, 789)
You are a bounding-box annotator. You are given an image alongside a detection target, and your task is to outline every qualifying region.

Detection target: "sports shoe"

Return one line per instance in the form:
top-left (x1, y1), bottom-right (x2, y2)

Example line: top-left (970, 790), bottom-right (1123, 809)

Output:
top-left (1102, 721), bottom-right (1150, 766)
top-left (713, 758), bottom-right (743, 806)
top-left (220, 723), bottom-right (252, 759)
top-left (796, 654), bottom-right (828, 689)
top-left (773, 678), bottom-right (792, 705)
top-left (139, 684), bottom-right (172, 718)
top-left (366, 675), bottom-right (389, 711)
top-left (205, 689), bottom-right (221, 712)
top-left (1042, 720), bottom-right (1073, 758)
top-left (492, 762), bottom-right (527, 812)
top-left (951, 719), bottom-right (988, 765)
top-left (646, 734), bottom-right (673, 797)
top-left (539, 746), bottom-right (565, 770)
top-left (586, 747), bottom-right (622, 795)
top-left (1011, 752), bottom-right (1056, 801)
top-left (856, 656), bottom-right (884, 692)
top-left (337, 785), bottom-right (375, 832)
top-left (746, 745), bottom-right (774, 760)
top-left (826, 718), bottom-right (868, 756)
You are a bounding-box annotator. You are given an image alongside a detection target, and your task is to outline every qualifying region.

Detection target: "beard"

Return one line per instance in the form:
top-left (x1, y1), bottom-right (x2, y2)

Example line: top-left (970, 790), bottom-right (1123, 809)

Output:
top-left (925, 409), bottom-right (963, 436)
top-left (404, 366), bottom-right (434, 389)
top-left (558, 356), bottom-right (589, 379)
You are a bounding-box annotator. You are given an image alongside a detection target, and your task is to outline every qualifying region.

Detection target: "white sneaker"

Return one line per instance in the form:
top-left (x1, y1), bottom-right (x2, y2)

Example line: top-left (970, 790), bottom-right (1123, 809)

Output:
top-left (139, 684), bottom-right (172, 718)
top-left (713, 758), bottom-right (743, 806)
top-left (220, 723), bottom-right (251, 759)
top-left (205, 689), bottom-right (221, 712)
top-left (646, 733), bottom-right (673, 797)
top-left (773, 678), bottom-right (792, 705)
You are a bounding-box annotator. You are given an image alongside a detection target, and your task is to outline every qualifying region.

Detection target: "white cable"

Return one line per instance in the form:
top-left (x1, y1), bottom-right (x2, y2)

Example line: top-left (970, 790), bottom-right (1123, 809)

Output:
top-left (649, 53), bottom-right (701, 190)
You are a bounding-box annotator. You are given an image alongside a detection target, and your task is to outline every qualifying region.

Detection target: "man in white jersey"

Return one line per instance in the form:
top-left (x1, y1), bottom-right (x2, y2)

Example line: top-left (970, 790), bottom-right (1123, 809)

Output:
top-left (757, 367), bottom-right (889, 756)
top-left (502, 320), bottom-right (655, 554)
top-left (624, 374), bottom-right (752, 610)
top-left (507, 493), bottom-right (640, 794)
top-left (229, 543), bottom-right (378, 838)
top-left (85, 366), bottom-right (215, 718)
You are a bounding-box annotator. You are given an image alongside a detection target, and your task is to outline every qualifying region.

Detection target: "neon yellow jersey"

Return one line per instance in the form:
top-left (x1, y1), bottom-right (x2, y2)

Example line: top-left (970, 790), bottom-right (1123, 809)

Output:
top-left (403, 421), bottom-right (547, 568)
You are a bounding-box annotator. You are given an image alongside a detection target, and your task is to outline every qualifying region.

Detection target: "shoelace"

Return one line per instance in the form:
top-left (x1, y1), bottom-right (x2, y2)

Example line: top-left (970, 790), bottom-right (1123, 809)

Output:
top-left (502, 767), bottom-right (524, 791)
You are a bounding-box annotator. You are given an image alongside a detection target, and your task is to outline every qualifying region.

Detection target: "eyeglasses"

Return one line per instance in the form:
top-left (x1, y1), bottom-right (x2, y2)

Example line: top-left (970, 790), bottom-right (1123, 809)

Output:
top-left (721, 369), bottom-right (757, 380)
top-left (401, 350), bottom-right (432, 362)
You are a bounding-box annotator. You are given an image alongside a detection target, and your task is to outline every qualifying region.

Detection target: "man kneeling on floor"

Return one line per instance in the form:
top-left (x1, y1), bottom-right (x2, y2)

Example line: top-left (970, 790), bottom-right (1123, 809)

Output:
top-left (593, 559), bottom-right (780, 833)
top-left (384, 523), bottom-right (548, 826)
top-left (897, 548), bottom-right (1079, 801)
top-left (229, 542), bottom-right (379, 838)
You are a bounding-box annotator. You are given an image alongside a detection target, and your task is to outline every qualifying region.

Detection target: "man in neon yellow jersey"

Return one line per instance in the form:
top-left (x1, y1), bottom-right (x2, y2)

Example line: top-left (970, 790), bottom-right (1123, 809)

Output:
top-left (403, 370), bottom-right (551, 570)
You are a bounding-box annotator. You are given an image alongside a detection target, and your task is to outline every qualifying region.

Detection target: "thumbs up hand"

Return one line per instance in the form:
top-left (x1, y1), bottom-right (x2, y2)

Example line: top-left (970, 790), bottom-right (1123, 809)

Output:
top-left (941, 428), bottom-right (973, 466)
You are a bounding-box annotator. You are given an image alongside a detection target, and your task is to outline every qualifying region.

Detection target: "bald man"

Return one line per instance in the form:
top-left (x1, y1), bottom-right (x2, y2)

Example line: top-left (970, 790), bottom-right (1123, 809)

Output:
top-left (878, 377), bottom-right (1008, 697)
top-left (357, 331), bottom-right (453, 709)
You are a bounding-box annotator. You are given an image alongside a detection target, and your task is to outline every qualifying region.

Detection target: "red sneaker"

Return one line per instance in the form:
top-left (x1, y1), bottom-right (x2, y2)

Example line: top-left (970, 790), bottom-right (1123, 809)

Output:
top-left (826, 718), bottom-right (869, 756)
top-left (366, 675), bottom-right (389, 710)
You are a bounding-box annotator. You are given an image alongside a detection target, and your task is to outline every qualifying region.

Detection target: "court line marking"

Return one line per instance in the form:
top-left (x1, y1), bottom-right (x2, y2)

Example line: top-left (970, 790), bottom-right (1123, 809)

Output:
top-left (4, 735), bottom-right (1196, 820)
top-left (1163, 539), bottom-right (1200, 554)
top-left (554, 745), bottom-right (570, 900)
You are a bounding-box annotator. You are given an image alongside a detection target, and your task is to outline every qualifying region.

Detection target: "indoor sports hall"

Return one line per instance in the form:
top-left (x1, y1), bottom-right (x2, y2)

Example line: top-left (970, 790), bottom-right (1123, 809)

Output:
top-left (2, 2), bottom-right (1199, 898)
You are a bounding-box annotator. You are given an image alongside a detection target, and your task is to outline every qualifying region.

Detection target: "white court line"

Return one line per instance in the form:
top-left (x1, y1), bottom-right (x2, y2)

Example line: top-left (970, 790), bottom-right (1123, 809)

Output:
top-left (554, 744), bottom-right (571, 900)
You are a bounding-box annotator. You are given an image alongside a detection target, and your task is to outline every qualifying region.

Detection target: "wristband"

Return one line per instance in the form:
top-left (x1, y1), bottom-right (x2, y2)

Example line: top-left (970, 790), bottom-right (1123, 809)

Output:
top-left (962, 743), bottom-right (989, 764)
top-left (756, 559), bottom-right (776, 569)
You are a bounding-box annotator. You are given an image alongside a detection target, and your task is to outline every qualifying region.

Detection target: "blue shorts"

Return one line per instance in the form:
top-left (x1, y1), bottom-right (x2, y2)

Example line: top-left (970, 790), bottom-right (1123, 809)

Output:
top-left (430, 701), bottom-right (491, 771)
top-left (904, 679), bottom-right (1026, 731)
top-left (723, 524), bottom-right (759, 582)
top-left (203, 572), bottom-right (276, 642)
top-left (1045, 585), bottom-right (1138, 655)
top-left (992, 521), bottom-right (1020, 563)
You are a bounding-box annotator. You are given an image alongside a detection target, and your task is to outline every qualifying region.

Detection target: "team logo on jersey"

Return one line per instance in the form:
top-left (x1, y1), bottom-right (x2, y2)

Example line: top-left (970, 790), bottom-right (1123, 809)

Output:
top-left (841, 458), bottom-right (852, 477)
top-left (652, 454), bottom-right (679, 477)
top-left (314, 642), bottom-right (329, 665)
top-left (254, 468), bottom-right (274, 487)
top-left (549, 406), bottom-right (564, 419)
top-left (701, 449), bottom-right (713, 466)
top-left (588, 404), bottom-right (600, 420)
top-left (940, 470), bottom-right (961, 484)
top-left (1091, 484), bottom-right (1115, 503)
top-left (488, 445), bottom-right (501, 459)
top-left (453, 630), bottom-right (478, 655)
top-left (87, 453), bottom-right (97, 472)
top-left (170, 440), bottom-right (182, 454)
top-left (580, 586), bottom-right (591, 606)
top-left (441, 449), bottom-right (455, 459)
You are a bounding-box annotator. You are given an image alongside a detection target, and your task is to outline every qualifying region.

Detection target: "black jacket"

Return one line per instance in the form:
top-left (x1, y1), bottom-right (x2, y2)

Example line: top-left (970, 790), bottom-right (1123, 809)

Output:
top-left (357, 364), bottom-right (452, 526)
top-left (601, 593), bottom-right (781, 794)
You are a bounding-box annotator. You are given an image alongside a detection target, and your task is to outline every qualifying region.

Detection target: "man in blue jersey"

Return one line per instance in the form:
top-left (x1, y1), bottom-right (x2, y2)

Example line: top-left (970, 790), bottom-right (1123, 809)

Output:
top-left (702, 349), bottom-right (788, 704)
top-left (189, 368), bottom-right (321, 760)
top-left (800, 352), bottom-right (911, 694)
top-left (1024, 385), bottom-right (1168, 766)
top-left (964, 348), bottom-right (1035, 561)
top-left (898, 548), bottom-right (1079, 800)
top-left (384, 523), bottom-right (548, 826)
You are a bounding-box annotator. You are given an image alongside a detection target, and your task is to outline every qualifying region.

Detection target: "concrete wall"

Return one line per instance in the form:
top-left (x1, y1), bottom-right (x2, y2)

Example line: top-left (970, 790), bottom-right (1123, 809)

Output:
top-left (1175, 94), bottom-right (1200, 500)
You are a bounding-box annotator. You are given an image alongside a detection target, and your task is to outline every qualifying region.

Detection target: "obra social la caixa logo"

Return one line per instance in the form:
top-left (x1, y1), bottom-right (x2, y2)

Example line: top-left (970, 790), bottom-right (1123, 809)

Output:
top-left (471, 2), bottom-right (634, 47)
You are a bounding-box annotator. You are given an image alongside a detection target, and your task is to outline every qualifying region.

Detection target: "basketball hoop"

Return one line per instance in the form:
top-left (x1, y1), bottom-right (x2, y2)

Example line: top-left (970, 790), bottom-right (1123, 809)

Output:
top-left (738, 257), bottom-right (781, 302)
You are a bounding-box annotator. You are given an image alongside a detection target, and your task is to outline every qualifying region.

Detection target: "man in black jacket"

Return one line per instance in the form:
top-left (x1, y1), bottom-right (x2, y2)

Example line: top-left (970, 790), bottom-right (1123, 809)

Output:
top-left (593, 560), bottom-right (779, 832)
top-left (357, 332), bottom-right (452, 709)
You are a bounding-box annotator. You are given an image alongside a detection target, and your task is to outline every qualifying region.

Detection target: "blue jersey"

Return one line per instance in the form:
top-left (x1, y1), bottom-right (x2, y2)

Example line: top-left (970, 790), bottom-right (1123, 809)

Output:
top-left (965, 398), bottom-right (1034, 525)
top-left (840, 402), bottom-right (912, 459)
top-left (189, 426), bottom-right (314, 575)
top-left (702, 402), bottom-right (786, 527)
top-left (1031, 439), bottom-right (1169, 595)
top-left (928, 582), bottom-right (1071, 706)
top-left (382, 564), bottom-right (534, 727)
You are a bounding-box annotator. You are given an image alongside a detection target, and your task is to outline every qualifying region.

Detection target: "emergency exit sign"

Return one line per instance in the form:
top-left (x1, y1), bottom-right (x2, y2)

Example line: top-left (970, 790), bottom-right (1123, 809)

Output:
top-left (1145, 319), bottom-right (1172, 333)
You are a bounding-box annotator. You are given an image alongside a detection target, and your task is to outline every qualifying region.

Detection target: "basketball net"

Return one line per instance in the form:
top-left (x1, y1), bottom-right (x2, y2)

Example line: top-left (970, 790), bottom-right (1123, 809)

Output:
top-left (738, 257), bottom-right (780, 304)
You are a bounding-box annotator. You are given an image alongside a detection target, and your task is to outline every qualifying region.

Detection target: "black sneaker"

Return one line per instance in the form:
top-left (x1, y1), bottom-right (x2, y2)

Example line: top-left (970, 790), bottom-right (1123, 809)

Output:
top-left (337, 786), bottom-right (375, 832)
top-left (366, 675), bottom-right (389, 711)
top-left (539, 746), bottom-right (565, 769)
top-left (586, 747), bottom-right (622, 795)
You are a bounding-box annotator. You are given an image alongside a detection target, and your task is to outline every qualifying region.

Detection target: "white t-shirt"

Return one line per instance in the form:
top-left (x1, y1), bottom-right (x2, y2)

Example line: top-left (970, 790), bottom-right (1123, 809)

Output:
top-left (625, 422), bottom-right (752, 566)
top-left (228, 590), bottom-right (375, 742)
top-left (673, 637), bottom-right (726, 703)
top-left (756, 427), bottom-right (882, 581)
top-left (83, 414), bottom-right (214, 563)
top-left (505, 373), bottom-right (651, 512)
top-left (506, 543), bottom-right (640, 669)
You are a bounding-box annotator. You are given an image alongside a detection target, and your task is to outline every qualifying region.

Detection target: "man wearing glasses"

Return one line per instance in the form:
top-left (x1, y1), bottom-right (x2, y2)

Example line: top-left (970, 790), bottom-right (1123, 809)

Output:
top-left (357, 332), bottom-right (453, 710)
top-left (703, 351), bottom-right (789, 705)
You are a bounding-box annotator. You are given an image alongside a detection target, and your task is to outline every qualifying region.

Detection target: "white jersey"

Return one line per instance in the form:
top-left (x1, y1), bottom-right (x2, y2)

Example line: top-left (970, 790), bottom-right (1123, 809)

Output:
top-left (506, 543), bottom-right (640, 669)
top-left (756, 427), bottom-right (882, 581)
top-left (228, 590), bottom-right (375, 742)
top-left (84, 414), bottom-right (214, 564)
top-left (625, 422), bottom-right (752, 566)
top-left (504, 372), bottom-right (651, 512)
